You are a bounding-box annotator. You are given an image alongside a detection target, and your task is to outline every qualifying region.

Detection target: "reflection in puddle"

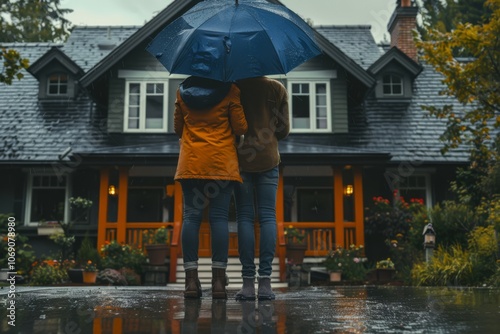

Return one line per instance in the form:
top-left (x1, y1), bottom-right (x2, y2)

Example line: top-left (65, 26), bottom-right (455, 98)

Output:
top-left (0, 286), bottom-right (499, 333)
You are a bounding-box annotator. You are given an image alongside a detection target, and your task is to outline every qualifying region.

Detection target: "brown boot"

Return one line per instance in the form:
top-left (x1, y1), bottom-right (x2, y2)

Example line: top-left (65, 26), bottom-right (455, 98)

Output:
top-left (184, 269), bottom-right (202, 299)
top-left (212, 268), bottom-right (227, 299)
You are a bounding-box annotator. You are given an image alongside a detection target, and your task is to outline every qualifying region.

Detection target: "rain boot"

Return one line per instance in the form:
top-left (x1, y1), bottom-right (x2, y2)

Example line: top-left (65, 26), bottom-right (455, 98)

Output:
top-left (235, 277), bottom-right (256, 301)
top-left (212, 268), bottom-right (228, 299)
top-left (184, 269), bottom-right (202, 299)
top-left (257, 277), bottom-right (275, 300)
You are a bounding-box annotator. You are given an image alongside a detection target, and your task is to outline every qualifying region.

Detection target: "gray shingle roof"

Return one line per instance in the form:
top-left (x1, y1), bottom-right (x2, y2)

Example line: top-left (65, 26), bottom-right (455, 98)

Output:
top-left (64, 26), bottom-right (140, 72)
top-left (0, 25), bottom-right (474, 164)
top-left (0, 26), bottom-right (139, 162)
top-left (350, 62), bottom-right (470, 163)
top-left (315, 25), bottom-right (384, 69)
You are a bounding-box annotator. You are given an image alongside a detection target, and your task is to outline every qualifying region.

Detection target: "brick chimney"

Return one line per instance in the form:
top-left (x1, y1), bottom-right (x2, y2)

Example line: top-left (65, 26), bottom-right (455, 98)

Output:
top-left (387, 0), bottom-right (419, 62)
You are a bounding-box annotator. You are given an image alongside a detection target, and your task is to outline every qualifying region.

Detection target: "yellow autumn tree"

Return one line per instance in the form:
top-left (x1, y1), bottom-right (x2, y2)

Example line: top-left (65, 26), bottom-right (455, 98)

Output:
top-left (417, 0), bottom-right (500, 206)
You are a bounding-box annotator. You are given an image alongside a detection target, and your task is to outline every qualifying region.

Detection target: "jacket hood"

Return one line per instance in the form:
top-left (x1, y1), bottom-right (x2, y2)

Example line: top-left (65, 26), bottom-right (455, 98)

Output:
top-left (179, 76), bottom-right (232, 110)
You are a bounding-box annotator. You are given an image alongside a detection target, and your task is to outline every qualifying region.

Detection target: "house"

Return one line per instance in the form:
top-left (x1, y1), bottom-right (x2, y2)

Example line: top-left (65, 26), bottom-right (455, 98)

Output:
top-left (0, 0), bottom-right (472, 283)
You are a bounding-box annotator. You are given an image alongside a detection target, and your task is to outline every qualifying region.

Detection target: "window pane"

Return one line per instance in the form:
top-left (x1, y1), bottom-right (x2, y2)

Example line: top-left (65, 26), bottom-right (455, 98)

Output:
top-left (146, 83), bottom-right (155, 94)
top-left (317, 106), bottom-right (327, 117)
top-left (129, 106), bottom-right (139, 117)
top-left (128, 118), bottom-right (139, 129)
top-left (292, 94), bottom-right (310, 129)
top-left (129, 83), bottom-right (140, 94)
top-left (59, 85), bottom-right (68, 94)
top-left (316, 118), bottom-right (327, 129)
top-left (382, 75), bottom-right (391, 84)
top-left (129, 95), bottom-right (139, 106)
top-left (383, 85), bottom-right (392, 95)
top-left (393, 84), bottom-right (402, 95)
top-left (48, 85), bottom-right (59, 94)
top-left (316, 84), bottom-right (326, 94)
top-left (146, 96), bottom-right (163, 129)
top-left (31, 189), bottom-right (65, 222)
top-left (316, 95), bottom-right (326, 106)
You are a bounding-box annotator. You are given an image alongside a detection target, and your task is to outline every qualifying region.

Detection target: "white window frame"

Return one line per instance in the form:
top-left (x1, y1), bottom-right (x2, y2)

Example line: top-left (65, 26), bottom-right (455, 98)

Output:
top-left (393, 173), bottom-right (432, 209)
top-left (284, 71), bottom-right (335, 133)
top-left (382, 74), bottom-right (404, 96)
top-left (47, 73), bottom-right (68, 96)
top-left (24, 173), bottom-right (70, 226)
top-left (123, 81), bottom-right (169, 133)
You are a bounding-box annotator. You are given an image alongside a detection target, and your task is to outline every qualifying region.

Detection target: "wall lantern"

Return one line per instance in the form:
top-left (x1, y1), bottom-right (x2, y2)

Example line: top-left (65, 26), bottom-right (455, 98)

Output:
top-left (108, 185), bottom-right (117, 196)
top-left (344, 184), bottom-right (354, 196)
top-left (422, 223), bottom-right (436, 262)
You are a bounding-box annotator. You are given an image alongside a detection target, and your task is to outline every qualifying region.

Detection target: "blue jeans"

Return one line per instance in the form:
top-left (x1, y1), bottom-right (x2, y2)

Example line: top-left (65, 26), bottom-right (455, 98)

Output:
top-left (234, 166), bottom-right (279, 278)
top-left (180, 179), bottom-right (235, 270)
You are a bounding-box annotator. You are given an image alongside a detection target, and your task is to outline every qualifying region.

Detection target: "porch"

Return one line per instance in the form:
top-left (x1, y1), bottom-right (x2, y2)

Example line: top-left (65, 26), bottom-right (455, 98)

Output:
top-left (97, 165), bottom-right (365, 282)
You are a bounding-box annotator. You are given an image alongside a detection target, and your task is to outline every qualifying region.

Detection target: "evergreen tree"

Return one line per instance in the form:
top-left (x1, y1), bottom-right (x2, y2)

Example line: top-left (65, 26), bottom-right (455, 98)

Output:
top-left (1, 0), bottom-right (72, 84)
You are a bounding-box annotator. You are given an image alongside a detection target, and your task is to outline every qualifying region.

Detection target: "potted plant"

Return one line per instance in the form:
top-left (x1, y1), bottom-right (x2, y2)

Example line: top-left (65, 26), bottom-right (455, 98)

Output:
top-left (82, 260), bottom-right (98, 283)
top-left (70, 236), bottom-right (100, 283)
top-left (142, 227), bottom-right (170, 266)
top-left (323, 245), bottom-right (367, 282)
top-left (284, 225), bottom-right (307, 265)
top-left (374, 258), bottom-right (396, 282)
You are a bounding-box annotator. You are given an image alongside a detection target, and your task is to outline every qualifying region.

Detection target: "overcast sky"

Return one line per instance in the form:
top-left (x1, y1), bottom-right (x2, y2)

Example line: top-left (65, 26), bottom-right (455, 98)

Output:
top-left (63, 0), bottom-right (397, 43)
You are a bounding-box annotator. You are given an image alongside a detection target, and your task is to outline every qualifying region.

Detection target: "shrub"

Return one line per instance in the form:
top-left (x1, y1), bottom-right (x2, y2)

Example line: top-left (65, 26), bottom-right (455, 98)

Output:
top-left (100, 240), bottom-right (146, 274)
top-left (30, 259), bottom-right (68, 285)
top-left (411, 225), bottom-right (499, 286)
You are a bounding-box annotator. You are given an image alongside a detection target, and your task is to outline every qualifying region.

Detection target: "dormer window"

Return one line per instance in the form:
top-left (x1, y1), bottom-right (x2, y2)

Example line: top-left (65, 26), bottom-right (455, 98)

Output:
top-left (382, 74), bottom-right (403, 96)
top-left (47, 73), bottom-right (69, 96)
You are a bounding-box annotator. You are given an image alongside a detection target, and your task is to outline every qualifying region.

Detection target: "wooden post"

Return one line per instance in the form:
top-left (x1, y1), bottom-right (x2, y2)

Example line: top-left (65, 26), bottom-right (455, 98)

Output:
top-left (97, 169), bottom-right (109, 250)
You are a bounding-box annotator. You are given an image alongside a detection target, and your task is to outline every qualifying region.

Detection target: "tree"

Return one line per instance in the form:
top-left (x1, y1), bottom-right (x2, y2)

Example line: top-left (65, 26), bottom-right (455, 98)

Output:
top-left (417, 0), bottom-right (500, 206)
top-left (417, 0), bottom-right (492, 39)
top-left (0, 0), bottom-right (73, 84)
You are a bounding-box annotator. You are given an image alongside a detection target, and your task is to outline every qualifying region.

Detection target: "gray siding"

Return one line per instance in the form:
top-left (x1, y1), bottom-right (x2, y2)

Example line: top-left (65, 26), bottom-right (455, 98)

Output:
top-left (331, 71), bottom-right (348, 133)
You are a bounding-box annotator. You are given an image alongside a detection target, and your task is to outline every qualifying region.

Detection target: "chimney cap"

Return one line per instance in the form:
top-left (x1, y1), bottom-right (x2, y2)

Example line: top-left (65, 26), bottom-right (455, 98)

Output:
top-left (387, 5), bottom-right (418, 33)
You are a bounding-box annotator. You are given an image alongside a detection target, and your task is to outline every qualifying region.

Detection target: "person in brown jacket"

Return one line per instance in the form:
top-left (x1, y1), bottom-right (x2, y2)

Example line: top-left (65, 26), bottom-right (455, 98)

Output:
top-left (174, 76), bottom-right (247, 299)
top-left (234, 76), bottom-right (290, 300)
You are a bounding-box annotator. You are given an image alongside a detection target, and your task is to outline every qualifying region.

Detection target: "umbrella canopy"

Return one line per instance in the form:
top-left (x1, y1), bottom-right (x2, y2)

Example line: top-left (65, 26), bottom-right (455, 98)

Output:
top-left (146, 0), bottom-right (322, 82)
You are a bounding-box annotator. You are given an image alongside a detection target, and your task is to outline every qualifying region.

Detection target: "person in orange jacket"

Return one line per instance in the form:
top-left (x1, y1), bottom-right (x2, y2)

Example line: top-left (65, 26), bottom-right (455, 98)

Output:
top-left (174, 76), bottom-right (247, 299)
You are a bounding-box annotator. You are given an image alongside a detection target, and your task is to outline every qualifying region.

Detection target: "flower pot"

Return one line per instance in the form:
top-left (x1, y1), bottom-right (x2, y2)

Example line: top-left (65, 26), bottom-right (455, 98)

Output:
top-left (286, 243), bottom-right (307, 265)
top-left (82, 271), bottom-right (98, 284)
top-left (376, 268), bottom-right (396, 282)
top-left (329, 271), bottom-right (342, 282)
top-left (67, 268), bottom-right (84, 283)
top-left (145, 244), bottom-right (170, 265)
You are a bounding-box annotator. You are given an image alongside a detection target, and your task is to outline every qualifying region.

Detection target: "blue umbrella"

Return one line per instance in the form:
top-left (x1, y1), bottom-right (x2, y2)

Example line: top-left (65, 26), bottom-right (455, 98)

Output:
top-left (146, 0), bottom-right (322, 82)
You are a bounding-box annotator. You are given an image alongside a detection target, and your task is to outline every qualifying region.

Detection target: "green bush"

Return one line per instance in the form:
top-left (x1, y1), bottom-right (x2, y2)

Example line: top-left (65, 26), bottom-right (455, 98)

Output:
top-left (30, 260), bottom-right (68, 285)
top-left (411, 225), bottom-right (499, 286)
top-left (426, 201), bottom-right (483, 248)
top-left (99, 240), bottom-right (146, 274)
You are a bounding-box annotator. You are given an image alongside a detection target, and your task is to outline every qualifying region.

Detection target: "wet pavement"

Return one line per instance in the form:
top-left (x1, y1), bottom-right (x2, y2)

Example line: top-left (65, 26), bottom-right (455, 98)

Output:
top-left (1, 285), bottom-right (499, 333)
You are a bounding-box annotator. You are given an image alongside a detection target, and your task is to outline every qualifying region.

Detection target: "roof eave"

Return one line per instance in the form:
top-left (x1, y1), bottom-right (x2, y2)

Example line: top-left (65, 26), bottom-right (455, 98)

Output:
top-left (79, 0), bottom-right (199, 87)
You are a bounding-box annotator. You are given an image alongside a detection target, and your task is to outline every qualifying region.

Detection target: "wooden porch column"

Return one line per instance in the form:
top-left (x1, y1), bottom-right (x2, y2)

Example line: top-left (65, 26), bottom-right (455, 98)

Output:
top-left (116, 167), bottom-right (128, 244)
top-left (169, 181), bottom-right (183, 283)
top-left (354, 167), bottom-right (365, 247)
top-left (276, 167), bottom-right (286, 282)
top-left (333, 167), bottom-right (344, 248)
top-left (97, 169), bottom-right (110, 250)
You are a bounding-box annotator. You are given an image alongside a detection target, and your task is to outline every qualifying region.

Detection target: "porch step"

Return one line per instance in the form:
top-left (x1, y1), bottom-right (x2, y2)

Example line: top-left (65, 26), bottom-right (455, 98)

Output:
top-left (174, 257), bottom-right (281, 286)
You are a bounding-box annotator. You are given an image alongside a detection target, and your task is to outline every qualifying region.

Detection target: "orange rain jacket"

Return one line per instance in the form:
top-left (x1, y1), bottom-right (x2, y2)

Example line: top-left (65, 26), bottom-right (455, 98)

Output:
top-left (174, 77), bottom-right (247, 182)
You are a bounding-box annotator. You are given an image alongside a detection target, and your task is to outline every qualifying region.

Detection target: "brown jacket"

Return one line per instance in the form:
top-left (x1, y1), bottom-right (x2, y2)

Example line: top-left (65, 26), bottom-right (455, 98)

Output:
top-left (174, 81), bottom-right (247, 182)
top-left (236, 77), bottom-right (290, 172)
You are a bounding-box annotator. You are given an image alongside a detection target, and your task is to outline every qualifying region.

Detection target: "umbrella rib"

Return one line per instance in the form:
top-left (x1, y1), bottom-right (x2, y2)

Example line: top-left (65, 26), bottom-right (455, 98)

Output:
top-left (241, 4), bottom-right (288, 74)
